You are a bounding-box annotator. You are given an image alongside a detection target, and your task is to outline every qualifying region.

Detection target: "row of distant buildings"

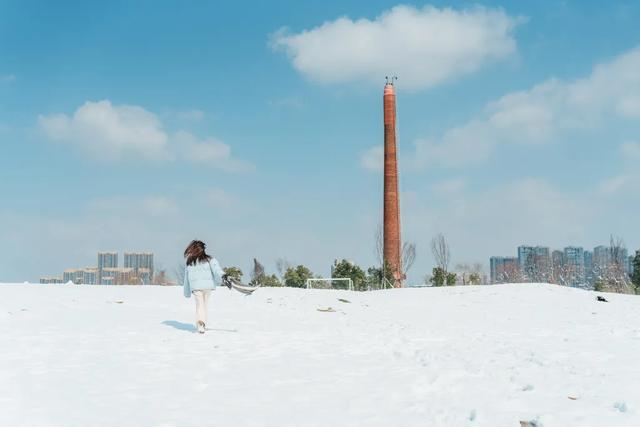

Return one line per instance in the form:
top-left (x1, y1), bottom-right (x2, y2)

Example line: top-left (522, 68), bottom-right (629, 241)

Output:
top-left (490, 245), bottom-right (636, 289)
top-left (40, 252), bottom-right (157, 285)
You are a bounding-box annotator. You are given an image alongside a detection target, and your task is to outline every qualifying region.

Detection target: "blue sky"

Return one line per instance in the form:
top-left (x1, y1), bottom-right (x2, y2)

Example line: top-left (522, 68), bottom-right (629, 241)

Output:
top-left (1, 0), bottom-right (640, 283)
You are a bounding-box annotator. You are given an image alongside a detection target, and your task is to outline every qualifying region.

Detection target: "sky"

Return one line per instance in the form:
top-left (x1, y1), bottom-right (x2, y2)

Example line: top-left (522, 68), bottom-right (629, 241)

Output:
top-left (1, 0), bottom-right (640, 284)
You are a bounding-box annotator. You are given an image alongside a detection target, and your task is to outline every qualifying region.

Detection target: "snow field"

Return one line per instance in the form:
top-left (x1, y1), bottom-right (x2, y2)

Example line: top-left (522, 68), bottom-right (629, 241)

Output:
top-left (1, 283), bottom-right (639, 426)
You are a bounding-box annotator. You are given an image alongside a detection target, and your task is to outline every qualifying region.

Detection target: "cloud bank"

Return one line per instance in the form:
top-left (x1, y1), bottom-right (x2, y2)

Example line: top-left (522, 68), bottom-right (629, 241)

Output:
top-left (39, 100), bottom-right (249, 171)
top-left (409, 47), bottom-right (640, 169)
top-left (271, 5), bottom-right (521, 90)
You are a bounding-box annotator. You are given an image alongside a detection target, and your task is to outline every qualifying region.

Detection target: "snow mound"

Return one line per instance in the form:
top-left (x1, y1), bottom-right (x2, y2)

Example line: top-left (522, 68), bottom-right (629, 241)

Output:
top-left (1, 283), bottom-right (639, 427)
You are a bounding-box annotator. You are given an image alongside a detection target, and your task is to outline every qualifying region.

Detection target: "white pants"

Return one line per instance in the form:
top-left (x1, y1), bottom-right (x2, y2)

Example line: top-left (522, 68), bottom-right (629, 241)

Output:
top-left (193, 290), bottom-right (211, 326)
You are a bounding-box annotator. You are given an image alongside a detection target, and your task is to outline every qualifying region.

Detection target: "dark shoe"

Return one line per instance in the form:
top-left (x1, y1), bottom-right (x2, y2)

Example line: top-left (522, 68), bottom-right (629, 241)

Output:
top-left (197, 321), bottom-right (205, 333)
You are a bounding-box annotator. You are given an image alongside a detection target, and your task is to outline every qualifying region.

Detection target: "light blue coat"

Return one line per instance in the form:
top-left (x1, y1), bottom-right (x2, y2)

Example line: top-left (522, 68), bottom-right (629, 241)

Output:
top-left (183, 258), bottom-right (225, 298)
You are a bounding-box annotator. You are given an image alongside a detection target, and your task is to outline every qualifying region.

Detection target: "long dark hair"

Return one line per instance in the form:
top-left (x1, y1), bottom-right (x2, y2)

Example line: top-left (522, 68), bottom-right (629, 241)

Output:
top-left (184, 240), bottom-right (212, 266)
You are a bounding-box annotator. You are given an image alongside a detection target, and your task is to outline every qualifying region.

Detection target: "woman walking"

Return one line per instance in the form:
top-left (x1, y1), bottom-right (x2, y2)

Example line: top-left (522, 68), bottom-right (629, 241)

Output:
top-left (183, 240), bottom-right (225, 334)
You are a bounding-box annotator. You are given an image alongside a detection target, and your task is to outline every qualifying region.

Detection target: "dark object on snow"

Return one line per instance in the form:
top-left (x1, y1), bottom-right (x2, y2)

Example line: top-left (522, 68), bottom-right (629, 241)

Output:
top-left (519, 421), bottom-right (540, 427)
top-left (597, 296), bottom-right (608, 302)
top-left (222, 274), bottom-right (232, 289)
top-left (337, 298), bottom-right (351, 304)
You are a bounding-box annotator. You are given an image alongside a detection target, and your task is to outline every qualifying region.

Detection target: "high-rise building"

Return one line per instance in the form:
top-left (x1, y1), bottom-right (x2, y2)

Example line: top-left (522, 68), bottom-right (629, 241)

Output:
top-left (584, 250), bottom-right (594, 284)
top-left (63, 269), bottom-right (84, 284)
top-left (517, 246), bottom-right (550, 282)
top-left (98, 252), bottom-right (118, 270)
top-left (82, 268), bottom-right (98, 285)
top-left (490, 256), bottom-right (519, 284)
top-left (563, 246), bottom-right (585, 287)
top-left (551, 250), bottom-right (564, 283)
top-left (98, 252), bottom-right (118, 284)
top-left (618, 247), bottom-right (629, 272)
top-left (101, 267), bottom-right (135, 285)
top-left (138, 268), bottom-right (152, 285)
top-left (124, 252), bottom-right (154, 284)
top-left (383, 78), bottom-right (402, 287)
top-left (40, 277), bottom-right (64, 284)
top-left (63, 268), bottom-right (98, 285)
top-left (593, 245), bottom-right (610, 271)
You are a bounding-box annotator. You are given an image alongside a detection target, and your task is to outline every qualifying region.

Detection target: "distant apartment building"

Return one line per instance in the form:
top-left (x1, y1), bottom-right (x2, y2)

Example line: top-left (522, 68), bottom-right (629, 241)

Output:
top-left (82, 268), bottom-right (98, 285)
top-left (584, 250), bottom-right (594, 284)
top-left (39, 277), bottom-right (64, 284)
top-left (98, 252), bottom-right (118, 269)
top-left (62, 269), bottom-right (82, 284)
top-left (138, 268), bottom-right (152, 285)
top-left (551, 250), bottom-right (564, 267)
top-left (517, 246), bottom-right (550, 282)
top-left (563, 246), bottom-right (585, 287)
top-left (98, 252), bottom-right (118, 285)
top-left (62, 268), bottom-right (98, 285)
top-left (619, 247), bottom-right (629, 273)
top-left (101, 267), bottom-right (136, 285)
top-left (593, 246), bottom-right (610, 270)
top-left (490, 257), bottom-right (519, 284)
top-left (124, 252), bottom-right (154, 284)
top-left (42, 250), bottom-right (157, 286)
top-left (491, 243), bottom-right (637, 289)
top-left (593, 245), bottom-right (630, 274)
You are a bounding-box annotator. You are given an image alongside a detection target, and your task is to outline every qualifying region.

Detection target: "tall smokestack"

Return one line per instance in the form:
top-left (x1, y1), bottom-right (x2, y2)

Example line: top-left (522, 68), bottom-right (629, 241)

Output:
top-left (383, 79), bottom-right (402, 287)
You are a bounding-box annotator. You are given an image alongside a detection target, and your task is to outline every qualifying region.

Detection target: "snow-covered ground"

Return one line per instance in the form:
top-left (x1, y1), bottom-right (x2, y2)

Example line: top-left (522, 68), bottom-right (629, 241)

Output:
top-left (1, 283), bottom-right (639, 427)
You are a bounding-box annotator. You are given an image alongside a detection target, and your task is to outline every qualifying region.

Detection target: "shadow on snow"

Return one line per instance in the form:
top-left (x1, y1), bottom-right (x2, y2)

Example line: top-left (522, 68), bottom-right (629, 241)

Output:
top-left (161, 320), bottom-right (196, 332)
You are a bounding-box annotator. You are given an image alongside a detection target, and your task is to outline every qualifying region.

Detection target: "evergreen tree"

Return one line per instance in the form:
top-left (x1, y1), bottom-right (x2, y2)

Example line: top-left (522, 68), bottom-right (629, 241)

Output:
top-left (446, 272), bottom-right (457, 286)
top-left (284, 265), bottom-right (314, 288)
top-left (332, 259), bottom-right (366, 291)
top-left (250, 273), bottom-right (281, 287)
top-left (632, 250), bottom-right (640, 294)
top-left (429, 267), bottom-right (446, 287)
top-left (469, 272), bottom-right (481, 285)
top-left (366, 262), bottom-right (395, 290)
top-left (223, 266), bottom-right (243, 282)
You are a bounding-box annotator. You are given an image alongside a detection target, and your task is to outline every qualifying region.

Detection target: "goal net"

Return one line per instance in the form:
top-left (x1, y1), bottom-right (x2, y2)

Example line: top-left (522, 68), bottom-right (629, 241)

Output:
top-left (306, 278), bottom-right (354, 291)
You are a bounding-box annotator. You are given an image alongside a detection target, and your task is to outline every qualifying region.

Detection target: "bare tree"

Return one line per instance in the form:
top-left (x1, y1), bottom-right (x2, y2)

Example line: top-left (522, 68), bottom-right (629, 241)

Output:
top-left (502, 263), bottom-right (523, 283)
top-left (455, 263), bottom-right (470, 285)
top-left (275, 258), bottom-right (291, 280)
top-left (596, 235), bottom-right (633, 293)
top-left (431, 234), bottom-right (450, 273)
top-left (401, 242), bottom-right (416, 276)
top-left (455, 262), bottom-right (485, 285)
top-left (374, 224), bottom-right (384, 267)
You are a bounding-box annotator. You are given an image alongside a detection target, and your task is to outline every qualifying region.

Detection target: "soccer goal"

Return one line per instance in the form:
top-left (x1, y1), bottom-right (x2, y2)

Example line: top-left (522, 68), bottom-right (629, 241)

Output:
top-left (306, 278), bottom-right (354, 291)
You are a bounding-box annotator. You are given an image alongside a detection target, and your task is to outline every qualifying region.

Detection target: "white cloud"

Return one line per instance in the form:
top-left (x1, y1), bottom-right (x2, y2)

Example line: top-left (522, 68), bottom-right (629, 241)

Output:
top-left (174, 130), bottom-right (252, 172)
top-left (360, 145), bottom-right (383, 171)
top-left (405, 46), bottom-right (640, 169)
top-left (597, 141), bottom-right (640, 196)
top-left (271, 5), bottom-right (521, 90)
top-left (39, 100), bottom-right (250, 171)
top-left (620, 141), bottom-right (640, 160)
top-left (597, 174), bottom-right (633, 196)
top-left (38, 100), bottom-right (170, 162)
